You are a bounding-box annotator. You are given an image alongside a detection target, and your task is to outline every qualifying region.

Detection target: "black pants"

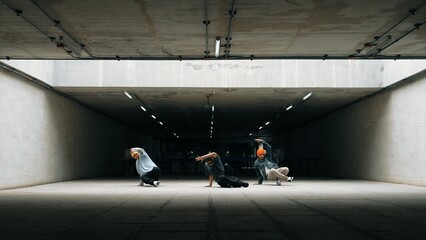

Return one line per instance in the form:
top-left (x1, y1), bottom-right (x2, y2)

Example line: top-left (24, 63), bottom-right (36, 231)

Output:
top-left (217, 175), bottom-right (248, 188)
top-left (224, 163), bottom-right (234, 176)
top-left (140, 166), bottom-right (161, 185)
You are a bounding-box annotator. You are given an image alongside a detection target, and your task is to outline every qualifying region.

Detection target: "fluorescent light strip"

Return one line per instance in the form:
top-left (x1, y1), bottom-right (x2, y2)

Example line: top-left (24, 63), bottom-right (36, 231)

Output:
top-left (259, 126), bottom-right (263, 130)
top-left (140, 105), bottom-right (146, 111)
top-left (249, 133), bottom-right (253, 136)
top-left (212, 105), bottom-right (215, 112)
top-left (265, 122), bottom-right (270, 125)
top-left (151, 115), bottom-right (156, 119)
top-left (215, 38), bottom-right (220, 57)
top-left (159, 121), bottom-right (163, 125)
top-left (286, 105), bottom-right (293, 111)
top-left (124, 91), bottom-right (132, 99)
top-left (303, 92), bottom-right (312, 100)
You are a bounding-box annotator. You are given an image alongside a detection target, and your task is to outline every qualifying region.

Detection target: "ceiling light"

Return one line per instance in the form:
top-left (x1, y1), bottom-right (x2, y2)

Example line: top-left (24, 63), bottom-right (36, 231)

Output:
top-left (215, 37), bottom-right (221, 57)
top-left (124, 91), bottom-right (132, 99)
top-left (249, 133), bottom-right (253, 136)
top-left (286, 105), bottom-right (293, 111)
top-left (211, 121), bottom-right (213, 125)
top-left (140, 105), bottom-right (146, 111)
top-left (212, 105), bottom-right (215, 112)
top-left (151, 115), bottom-right (156, 119)
top-left (265, 122), bottom-right (270, 125)
top-left (259, 126), bottom-right (263, 130)
top-left (159, 121), bottom-right (163, 125)
top-left (303, 92), bottom-right (312, 101)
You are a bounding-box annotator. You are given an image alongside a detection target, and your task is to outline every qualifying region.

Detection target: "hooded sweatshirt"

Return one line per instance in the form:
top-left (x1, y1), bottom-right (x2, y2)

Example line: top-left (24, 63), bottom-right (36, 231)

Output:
top-left (131, 147), bottom-right (157, 176)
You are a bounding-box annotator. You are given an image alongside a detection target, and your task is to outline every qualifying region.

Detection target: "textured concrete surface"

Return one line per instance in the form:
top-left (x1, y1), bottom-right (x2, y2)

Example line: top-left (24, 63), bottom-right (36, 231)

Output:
top-left (0, 64), bottom-right (154, 190)
top-left (1, 0), bottom-right (426, 59)
top-left (4, 60), bottom-right (426, 88)
top-left (276, 68), bottom-right (426, 186)
top-left (0, 177), bottom-right (425, 240)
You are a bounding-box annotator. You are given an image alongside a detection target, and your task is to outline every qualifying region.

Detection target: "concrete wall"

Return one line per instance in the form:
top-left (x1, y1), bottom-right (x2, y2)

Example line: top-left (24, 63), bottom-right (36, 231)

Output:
top-left (275, 71), bottom-right (426, 186)
top-left (0, 69), bottom-right (154, 190)
top-left (3, 60), bottom-right (425, 88)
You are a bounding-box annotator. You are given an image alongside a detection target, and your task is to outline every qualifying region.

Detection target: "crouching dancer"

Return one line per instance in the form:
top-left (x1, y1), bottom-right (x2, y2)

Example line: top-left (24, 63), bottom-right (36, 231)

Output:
top-left (254, 139), bottom-right (294, 186)
top-left (196, 152), bottom-right (249, 188)
top-left (130, 147), bottom-right (161, 187)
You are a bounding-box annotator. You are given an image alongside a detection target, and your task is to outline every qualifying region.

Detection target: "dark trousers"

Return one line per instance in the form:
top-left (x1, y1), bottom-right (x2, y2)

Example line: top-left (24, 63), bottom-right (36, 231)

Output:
top-left (224, 163), bottom-right (234, 176)
top-left (140, 166), bottom-right (161, 185)
top-left (217, 175), bottom-right (248, 188)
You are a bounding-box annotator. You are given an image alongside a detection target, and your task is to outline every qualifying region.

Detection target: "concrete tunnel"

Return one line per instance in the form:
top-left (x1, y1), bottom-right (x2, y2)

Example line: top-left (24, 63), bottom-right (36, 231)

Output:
top-left (0, 59), bottom-right (426, 239)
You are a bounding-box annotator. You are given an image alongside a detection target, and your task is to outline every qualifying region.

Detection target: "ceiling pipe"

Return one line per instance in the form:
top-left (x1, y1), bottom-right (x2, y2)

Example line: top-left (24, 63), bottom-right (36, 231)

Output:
top-left (203, 0), bottom-right (210, 58)
top-left (224, 0), bottom-right (236, 58)
top-left (352, 3), bottom-right (426, 57)
top-left (29, 0), bottom-right (90, 58)
top-left (376, 21), bottom-right (426, 54)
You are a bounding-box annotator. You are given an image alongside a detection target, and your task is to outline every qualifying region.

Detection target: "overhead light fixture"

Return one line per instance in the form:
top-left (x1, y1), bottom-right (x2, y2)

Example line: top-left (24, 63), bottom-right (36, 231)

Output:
top-left (286, 105), bottom-right (293, 111)
top-left (140, 105), bottom-right (146, 111)
top-left (265, 122), bottom-right (270, 125)
top-left (249, 133), bottom-right (253, 136)
top-left (124, 91), bottom-right (132, 99)
top-left (212, 105), bottom-right (215, 112)
top-left (215, 37), bottom-right (221, 57)
top-left (159, 121), bottom-right (163, 125)
top-left (259, 126), bottom-right (263, 130)
top-left (303, 92), bottom-right (312, 101)
top-left (211, 121), bottom-right (213, 125)
top-left (151, 115), bottom-right (156, 119)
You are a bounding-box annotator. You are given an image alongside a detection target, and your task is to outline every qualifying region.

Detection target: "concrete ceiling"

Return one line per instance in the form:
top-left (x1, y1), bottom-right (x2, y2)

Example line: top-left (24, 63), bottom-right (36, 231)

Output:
top-left (56, 87), bottom-right (380, 142)
top-left (1, 0), bottom-right (423, 142)
top-left (0, 0), bottom-right (425, 60)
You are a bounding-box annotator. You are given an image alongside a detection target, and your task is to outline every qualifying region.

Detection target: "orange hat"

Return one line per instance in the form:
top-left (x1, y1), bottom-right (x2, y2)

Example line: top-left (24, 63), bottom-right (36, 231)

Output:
top-left (257, 148), bottom-right (266, 157)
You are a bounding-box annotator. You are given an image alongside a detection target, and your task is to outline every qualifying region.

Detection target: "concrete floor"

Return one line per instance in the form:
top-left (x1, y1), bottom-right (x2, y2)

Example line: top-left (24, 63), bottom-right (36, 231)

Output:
top-left (0, 177), bottom-right (425, 240)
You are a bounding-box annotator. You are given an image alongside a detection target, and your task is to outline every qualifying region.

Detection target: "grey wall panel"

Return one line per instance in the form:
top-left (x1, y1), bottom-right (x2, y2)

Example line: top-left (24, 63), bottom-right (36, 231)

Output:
top-left (0, 70), bottom-right (153, 190)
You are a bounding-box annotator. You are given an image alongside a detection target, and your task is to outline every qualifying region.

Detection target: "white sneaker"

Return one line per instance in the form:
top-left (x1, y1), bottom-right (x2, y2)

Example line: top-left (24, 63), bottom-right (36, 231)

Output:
top-left (153, 181), bottom-right (160, 187)
top-left (139, 180), bottom-right (144, 186)
top-left (287, 177), bottom-right (294, 182)
top-left (276, 180), bottom-right (282, 186)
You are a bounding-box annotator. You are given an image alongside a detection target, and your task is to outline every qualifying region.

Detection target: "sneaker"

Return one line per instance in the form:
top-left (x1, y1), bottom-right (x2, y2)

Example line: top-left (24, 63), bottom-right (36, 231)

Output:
top-left (287, 177), bottom-right (294, 182)
top-left (153, 181), bottom-right (160, 187)
top-left (138, 180), bottom-right (144, 186)
top-left (276, 180), bottom-right (282, 186)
